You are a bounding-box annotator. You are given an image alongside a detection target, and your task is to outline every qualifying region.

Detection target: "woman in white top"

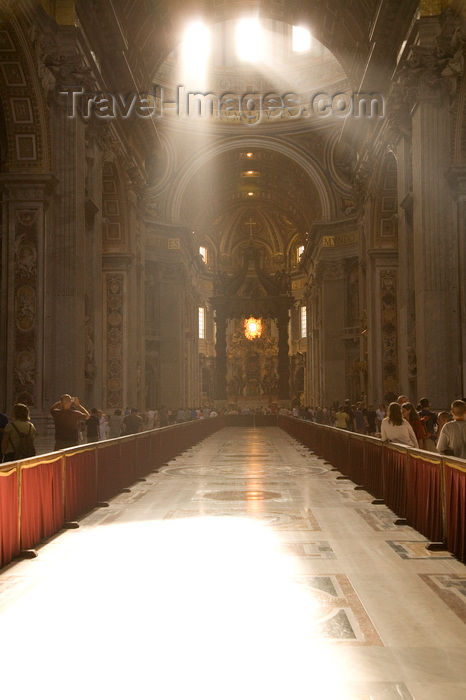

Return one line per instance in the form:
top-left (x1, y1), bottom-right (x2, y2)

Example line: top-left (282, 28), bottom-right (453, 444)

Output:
top-left (381, 402), bottom-right (418, 448)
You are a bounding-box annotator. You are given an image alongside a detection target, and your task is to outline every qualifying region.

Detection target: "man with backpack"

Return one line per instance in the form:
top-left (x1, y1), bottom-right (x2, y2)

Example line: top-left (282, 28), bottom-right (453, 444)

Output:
top-left (418, 397), bottom-right (438, 452)
top-left (1, 403), bottom-right (36, 462)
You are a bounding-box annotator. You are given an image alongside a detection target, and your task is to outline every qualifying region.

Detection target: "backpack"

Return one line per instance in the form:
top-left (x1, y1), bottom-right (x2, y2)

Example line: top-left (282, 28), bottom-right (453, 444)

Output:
top-left (10, 422), bottom-right (36, 459)
top-left (419, 414), bottom-right (432, 439)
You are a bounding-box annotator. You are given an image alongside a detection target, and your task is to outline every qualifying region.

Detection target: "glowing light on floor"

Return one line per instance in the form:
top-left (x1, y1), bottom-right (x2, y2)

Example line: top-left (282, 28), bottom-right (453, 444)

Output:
top-left (0, 518), bottom-right (347, 699)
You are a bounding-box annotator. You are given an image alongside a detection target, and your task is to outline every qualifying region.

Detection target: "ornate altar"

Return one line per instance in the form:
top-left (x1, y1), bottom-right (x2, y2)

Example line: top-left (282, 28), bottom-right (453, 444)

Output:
top-left (226, 318), bottom-right (279, 405)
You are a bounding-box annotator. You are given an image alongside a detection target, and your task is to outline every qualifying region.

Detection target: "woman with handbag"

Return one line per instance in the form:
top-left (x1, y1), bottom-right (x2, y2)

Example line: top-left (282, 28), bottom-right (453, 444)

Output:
top-left (1, 403), bottom-right (37, 462)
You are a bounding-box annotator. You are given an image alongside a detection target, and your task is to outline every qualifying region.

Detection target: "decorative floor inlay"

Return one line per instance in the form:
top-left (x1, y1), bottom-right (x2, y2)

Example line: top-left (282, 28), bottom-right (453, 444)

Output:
top-left (355, 508), bottom-right (409, 531)
top-left (161, 464), bottom-right (324, 478)
top-left (293, 574), bottom-right (383, 646)
top-left (419, 574), bottom-right (466, 624)
top-left (336, 488), bottom-right (373, 503)
top-left (195, 489), bottom-right (288, 502)
top-left (387, 541), bottom-right (453, 560)
top-left (279, 541), bottom-right (336, 559)
top-left (163, 507), bottom-right (322, 531)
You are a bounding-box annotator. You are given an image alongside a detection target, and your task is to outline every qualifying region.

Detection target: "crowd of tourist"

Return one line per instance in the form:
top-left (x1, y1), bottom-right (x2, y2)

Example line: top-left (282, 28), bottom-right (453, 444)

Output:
top-left (277, 395), bottom-right (466, 459)
top-left (1, 393), bottom-right (466, 462)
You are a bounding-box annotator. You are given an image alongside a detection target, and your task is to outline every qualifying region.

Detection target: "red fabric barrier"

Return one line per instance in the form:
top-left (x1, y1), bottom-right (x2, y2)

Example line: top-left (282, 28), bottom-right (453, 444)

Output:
top-left (364, 439), bottom-right (384, 500)
top-left (150, 430), bottom-right (162, 469)
top-left (0, 466), bottom-right (20, 568)
top-left (97, 441), bottom-right (122, 502)
top-left (444, 461), bottom-right (466, 563)
top-left (406, 453), bottom-right (444, 543)
top-left (348, 435), bottom-right (365, 485)
top-left (136, 432), bottom-right (152, 479)
top-left (120, 437), bottom-right (137, 488)
top-left (312, 423), bottom-right (323, 456)
top-left (64, 448), bottom-right (97, 522)
top-left (383, 445), bottom-right (408, 518)
top-left (20, 456), bottom-right (64, 551)
top-left (332, 430), bottom-right (350, 474)
top-left (322, 428), bottom-right (334, 464)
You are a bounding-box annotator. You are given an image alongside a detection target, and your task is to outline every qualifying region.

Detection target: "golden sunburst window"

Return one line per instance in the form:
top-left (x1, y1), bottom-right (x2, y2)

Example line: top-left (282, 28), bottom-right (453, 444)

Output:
top-left (244, 317), bottom-right (262, 340)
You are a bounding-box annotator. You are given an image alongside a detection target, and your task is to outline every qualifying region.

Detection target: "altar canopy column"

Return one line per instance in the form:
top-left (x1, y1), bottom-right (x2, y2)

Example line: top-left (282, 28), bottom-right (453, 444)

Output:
top-left (214, 307), bottom-right (228, 402)
top-left (276, 307), bottom-right (290, 401)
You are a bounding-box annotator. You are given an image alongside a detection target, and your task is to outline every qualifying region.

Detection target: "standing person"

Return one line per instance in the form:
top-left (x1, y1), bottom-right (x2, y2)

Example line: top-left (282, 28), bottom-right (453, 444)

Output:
top-left (401, 402), bottom-right (429, 450)
top-left (50, 395), bottom-right (90, 451)
top-left (86, 408), bottom-right (100, 443)
top-left (335, 406), bottom-right (348, 430)
top-left (354, 405), bottom-right (366, 434)
top-left (108, 409), bottom-right (123, 439)
top-left (346, 405), bottom-right (356, 432)
top-left (381, 402), bottom-right (418, 448)
top-left (0, 410), bottom-right (8, 461)
top-left (146, 408), bottom-right (155, 429)
top-left (98, 410), bottom-right (107, 441)
top-left (159, 405), bottom-right (168, 427)
top-left (436, 411), bottom-right (451, 439)
top-left (2, 403), bottom-right (37, 462)
top-left (376, 403), bottom-right (386, 432)
top-left (437, 400), bottom-right (466, 459)
top-left (122, 408), bottom-right (143, 435)
top-left (397, 395), bottom-right (409, 406)
top-left (418, 397), bottom-right (437, 452)
top-left (365, 404), bottom-right (377, 436)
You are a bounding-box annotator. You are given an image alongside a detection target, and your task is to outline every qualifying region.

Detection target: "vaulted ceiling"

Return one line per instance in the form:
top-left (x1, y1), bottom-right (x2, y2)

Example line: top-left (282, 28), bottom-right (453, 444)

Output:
top-left (77, 0), bottom-right (420, 272)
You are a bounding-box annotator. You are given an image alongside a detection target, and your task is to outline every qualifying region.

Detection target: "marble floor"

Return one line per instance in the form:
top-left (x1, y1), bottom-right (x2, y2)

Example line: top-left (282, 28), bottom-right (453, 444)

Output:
top-left (1, 427), bottom-right (466, 699)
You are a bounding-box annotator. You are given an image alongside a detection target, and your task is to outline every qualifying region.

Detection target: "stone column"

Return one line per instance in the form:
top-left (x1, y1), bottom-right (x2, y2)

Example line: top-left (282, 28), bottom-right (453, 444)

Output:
top-left (214, 306), bottom-right (228, 402)
top-left (405, 18), bottom-right (458, 404)
top-left (276, 305), bottom-right (290, 401)
top-left (0, 175), bottom-right (56, 433)
top-left (319, 261), bottom-right (347, 405)
top-left (157, 263), bottom-right (186, 408)
top-left (445, 165), bottom-right (466, 397)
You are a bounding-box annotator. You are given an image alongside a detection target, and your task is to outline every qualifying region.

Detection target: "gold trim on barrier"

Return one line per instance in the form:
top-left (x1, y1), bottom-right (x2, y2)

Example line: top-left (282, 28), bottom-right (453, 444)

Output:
top-left (64, 446), bottom-right (97, 458)
top-left (0, 466), bottom-right (18, 477)
top-left (443, 459), bottom-right (466, 474)
top-left (19, 454), bottom-right (64, 469)
top-left (383, 443), bottom-right (408, 455)
top-left (409, 452), bottom-right (442, 466)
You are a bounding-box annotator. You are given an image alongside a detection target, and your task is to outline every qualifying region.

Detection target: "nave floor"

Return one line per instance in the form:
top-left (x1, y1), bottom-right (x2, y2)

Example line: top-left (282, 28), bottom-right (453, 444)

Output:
top-left (1, 427), bottom-right (466, 699)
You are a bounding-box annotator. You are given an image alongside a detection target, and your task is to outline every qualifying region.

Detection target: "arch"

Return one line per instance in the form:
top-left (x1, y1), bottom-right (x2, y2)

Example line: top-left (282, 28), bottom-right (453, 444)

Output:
top-left (167, 135), bottom-right (336, 223)
top-left (131, 0), bottom-right (369, 88)
top-left (0, 9), bottom-right (50, 173)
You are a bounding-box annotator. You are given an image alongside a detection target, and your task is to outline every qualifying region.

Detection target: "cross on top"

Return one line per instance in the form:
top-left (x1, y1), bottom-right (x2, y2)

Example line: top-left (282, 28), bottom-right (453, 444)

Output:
top-left (246, 218), bottom-right (256, 237)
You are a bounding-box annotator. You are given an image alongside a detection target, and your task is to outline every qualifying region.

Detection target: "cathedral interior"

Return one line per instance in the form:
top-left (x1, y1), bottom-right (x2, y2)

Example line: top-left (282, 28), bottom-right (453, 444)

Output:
top-left (1, 0), bottom-right (466, 426)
